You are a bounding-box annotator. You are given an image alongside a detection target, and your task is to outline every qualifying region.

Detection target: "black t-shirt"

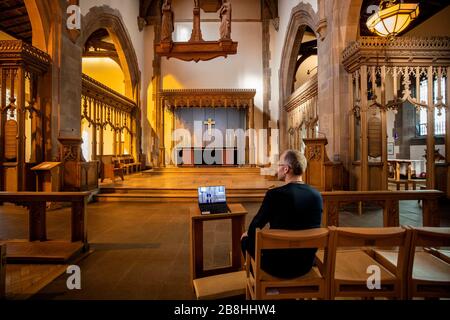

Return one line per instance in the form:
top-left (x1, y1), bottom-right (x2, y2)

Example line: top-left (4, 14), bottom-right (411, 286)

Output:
top-left (246, 183), bottom-right (323, 278)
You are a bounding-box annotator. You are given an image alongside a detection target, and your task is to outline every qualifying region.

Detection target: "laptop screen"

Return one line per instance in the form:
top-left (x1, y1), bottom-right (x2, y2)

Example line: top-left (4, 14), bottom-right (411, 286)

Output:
top-left (198, 186), bottom-right (226, 204)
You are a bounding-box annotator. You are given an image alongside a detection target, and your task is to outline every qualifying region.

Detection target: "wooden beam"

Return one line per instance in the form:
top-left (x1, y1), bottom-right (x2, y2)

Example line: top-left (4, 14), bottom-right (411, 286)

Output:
top-left (0, 4), bottom-right (27, 15)
top-left (0, 15), bottom-right (29, 25)
top-left (86, 40), bottom-right (117, 52)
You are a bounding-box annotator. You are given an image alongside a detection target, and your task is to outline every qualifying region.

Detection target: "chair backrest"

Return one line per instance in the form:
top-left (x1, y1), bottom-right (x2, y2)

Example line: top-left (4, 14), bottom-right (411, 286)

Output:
top-left (408, 227), bottom-right (450, 278)
top-left (329, 227), bottom-right (411, 281)
top-left (256, 228), bottom-right (329, 250)
top-left (254, 228), bottom-right (330, 280)
top-left (410, 227), bottom-right (450, 248)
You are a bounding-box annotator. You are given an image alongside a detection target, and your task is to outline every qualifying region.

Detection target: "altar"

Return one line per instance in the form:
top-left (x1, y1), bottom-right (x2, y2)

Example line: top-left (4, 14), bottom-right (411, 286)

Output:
top-left (158, 89), bottom-right (256, 167)
top-left (176, 147), bottom-right (241, 166)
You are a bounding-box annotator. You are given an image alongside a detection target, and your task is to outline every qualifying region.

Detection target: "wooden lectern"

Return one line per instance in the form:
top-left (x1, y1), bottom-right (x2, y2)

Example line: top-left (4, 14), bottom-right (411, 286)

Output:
top-left (304, 138), bottom-right (343, 191)
top-left (31, 162), bottom-right (62, 192)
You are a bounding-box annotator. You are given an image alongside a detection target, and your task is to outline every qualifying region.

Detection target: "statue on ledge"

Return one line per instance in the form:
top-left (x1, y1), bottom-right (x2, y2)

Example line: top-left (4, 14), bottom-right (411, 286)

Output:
top-left (219, 0), bottom-right (232, 40)
top-left (161, 0), bottom-right (174, 42)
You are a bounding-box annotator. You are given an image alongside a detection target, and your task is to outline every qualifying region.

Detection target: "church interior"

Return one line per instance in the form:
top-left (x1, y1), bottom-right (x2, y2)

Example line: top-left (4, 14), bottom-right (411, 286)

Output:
top-left (0, 0), bottom-right (449, 301)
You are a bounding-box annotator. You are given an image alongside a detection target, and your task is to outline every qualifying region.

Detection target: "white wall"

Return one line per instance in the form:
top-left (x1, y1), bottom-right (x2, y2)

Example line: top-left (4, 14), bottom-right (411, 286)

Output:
top-left (162, 0), bottom-right (264, 132)
top-left (269, 0), bottom-right (318, 128)
top-left (79, 0), bottom-right (145, 92)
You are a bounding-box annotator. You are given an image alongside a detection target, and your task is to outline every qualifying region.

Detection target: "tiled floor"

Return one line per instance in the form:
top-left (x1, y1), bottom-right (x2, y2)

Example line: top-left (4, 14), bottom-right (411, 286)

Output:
top-left (0, 199), bottom-right (449, 300)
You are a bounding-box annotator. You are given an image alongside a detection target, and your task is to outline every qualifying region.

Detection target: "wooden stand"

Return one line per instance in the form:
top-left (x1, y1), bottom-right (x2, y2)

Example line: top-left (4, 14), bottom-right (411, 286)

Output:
top-left (190, 203), bottom-right (247, 280)
top-left (190, 203), bottom-right (248, 299)
top-left (31, 162), bottom-right (62, 192)
top-left (304, 138), bottom-right (343, 191)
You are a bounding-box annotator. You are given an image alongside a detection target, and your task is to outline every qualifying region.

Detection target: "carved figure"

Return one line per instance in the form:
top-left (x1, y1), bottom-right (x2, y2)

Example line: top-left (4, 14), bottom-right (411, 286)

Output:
top-left (219, 0), bottom-right (231, 40)
top-left (161, 0), bottom-right (174, 42)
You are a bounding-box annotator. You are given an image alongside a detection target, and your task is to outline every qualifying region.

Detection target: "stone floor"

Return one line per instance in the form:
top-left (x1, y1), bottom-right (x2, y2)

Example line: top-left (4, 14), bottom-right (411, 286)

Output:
top-left (0, 200), bottom-right (449, 300)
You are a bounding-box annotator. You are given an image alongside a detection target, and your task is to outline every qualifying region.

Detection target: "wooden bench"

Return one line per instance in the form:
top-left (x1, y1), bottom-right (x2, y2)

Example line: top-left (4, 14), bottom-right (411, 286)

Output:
top-left (99, 155), bottom-right (124, 182)
top-left (117, 155), bottom-right (140, 174)
top-left (0, 192), bottom-right (90, 263)
top-left (389, 179), bottom-right (411, 190)
top-left (193, 271), bottom-right (246, 300)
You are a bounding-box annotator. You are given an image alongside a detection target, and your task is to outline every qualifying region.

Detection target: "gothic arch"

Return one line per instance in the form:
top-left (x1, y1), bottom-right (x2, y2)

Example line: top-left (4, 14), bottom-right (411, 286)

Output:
top-left (278, 2), bottom-right (319, 149)
top-left (339, 0), bottom-right (364, 45)
top-left (79, 5), bottom-right (140, 99)
top-left (23, 0), bottom-right (61, 52)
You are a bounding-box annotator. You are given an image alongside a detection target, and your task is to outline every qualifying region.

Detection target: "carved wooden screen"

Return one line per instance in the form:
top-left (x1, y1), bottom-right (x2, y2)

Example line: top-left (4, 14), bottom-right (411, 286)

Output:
top-left (343, 37), bottom-right (450, 192)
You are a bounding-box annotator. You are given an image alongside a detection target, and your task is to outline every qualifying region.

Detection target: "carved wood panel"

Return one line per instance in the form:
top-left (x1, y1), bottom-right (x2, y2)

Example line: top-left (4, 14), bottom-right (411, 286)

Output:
top-left (5, 119), bottom-right (18, 160)
top-left (368, 115), bottom-right (382, 158)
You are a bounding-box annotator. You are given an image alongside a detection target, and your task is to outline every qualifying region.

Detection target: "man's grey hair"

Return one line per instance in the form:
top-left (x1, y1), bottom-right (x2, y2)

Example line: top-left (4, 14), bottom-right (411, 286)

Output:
top-left (283, 149), bottom-right (307, 176)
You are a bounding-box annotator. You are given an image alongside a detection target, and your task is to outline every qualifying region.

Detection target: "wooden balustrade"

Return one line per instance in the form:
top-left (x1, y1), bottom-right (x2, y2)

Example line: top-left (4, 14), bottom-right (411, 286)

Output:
top-left (321, 190), bottom-right (444, 228)
top-left (81, 74), bottom-right (137, 159)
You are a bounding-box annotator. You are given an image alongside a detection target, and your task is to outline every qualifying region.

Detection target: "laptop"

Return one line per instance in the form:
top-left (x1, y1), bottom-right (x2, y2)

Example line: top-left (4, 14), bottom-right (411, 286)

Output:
top-left (198, 186), bottom-right (230, 214)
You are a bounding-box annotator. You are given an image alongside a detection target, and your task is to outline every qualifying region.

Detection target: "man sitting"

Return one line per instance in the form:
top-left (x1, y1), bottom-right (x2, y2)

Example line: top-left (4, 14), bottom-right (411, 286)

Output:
top-left (241, 149), bottom-right (323, 278)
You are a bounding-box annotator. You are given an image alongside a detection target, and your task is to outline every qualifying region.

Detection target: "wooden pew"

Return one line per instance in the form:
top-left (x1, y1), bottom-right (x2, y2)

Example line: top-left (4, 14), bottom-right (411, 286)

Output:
top-left (0, 192), bottom-right (91, 262)
top-left (116, 155), bottom-right (140, 174)
top-left (388, 179), bottom-right (427, 190)
top-left (99, 155), bottom-right (124, 182)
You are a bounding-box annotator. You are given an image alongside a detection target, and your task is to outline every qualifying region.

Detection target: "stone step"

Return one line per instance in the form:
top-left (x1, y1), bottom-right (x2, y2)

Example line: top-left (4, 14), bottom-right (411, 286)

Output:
top-left (143, 167), bottom-right (263, 175)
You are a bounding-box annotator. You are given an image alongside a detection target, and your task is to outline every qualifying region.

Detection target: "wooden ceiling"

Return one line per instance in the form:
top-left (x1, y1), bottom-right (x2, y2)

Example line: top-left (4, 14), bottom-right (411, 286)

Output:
top-left (84, 28), bottom-right (120, 65)
top-left (0, 0), bottom-right (31, 43)
top-left (360, 0), bottom-right (450, 37)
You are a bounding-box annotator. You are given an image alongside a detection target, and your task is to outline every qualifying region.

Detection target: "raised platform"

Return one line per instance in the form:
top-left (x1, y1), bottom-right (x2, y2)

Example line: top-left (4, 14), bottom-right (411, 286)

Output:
top-left (3, 241), bottom-right (85, 264)
top-left (96, 167), bottom-right (280, 203)
top-left (143, 167), bottom-right (262, 175)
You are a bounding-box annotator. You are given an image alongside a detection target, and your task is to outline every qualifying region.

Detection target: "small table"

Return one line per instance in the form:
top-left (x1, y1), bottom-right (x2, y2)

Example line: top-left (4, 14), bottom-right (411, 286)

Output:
top-left (190, 203), bottom-right (247, 281)
top-left (388, 159), bottom-right (413, 181)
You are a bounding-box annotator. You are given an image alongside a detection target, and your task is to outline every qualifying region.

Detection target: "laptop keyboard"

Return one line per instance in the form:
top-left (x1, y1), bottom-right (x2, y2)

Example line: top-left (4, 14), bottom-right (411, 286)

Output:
top-left (199, 203), bottom-right (230, 214)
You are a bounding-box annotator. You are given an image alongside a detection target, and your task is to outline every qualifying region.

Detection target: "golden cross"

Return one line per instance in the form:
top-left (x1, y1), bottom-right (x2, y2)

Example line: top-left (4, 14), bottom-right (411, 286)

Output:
top-left (203, 118), bottom-right (216, 135)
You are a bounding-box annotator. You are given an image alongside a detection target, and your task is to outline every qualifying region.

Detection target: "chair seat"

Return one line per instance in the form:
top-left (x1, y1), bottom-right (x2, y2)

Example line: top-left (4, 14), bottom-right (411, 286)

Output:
top-left (193, 271), bottom-right (246, 300)
top-left (374, 249), bottom-right (450, 282)
top-left (334, 250), bottom-right (396, 282)
top-left (259, 266), bottom-right (322, 282)
top-left (412, 252), bottom-right (450, 283)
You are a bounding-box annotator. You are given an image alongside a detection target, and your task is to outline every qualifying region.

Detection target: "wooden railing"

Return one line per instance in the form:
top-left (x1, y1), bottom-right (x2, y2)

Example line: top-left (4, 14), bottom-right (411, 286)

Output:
top-left (81, 74), bottom-right (137, 158)
top-left (0, 192), bottom-right (91, 244)
top-left (321, 190), bottom-right (444, 228)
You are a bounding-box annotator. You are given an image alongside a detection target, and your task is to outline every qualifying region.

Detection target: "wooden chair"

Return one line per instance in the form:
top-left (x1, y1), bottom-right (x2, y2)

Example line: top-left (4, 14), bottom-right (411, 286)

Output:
top-left (0, 244), bottom-right (6, 299)
top-left (246, 228), bottom-right (330, 300)
top-left (328, 227), bottom-right (411, 300)
top-left (407, 227), bottom-right (450, 299)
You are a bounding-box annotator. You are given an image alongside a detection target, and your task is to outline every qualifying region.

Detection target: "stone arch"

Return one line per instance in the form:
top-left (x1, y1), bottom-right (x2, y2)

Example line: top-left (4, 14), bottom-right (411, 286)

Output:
top-left (340, 0), bottom-right (364, 45)
top-left (79, 5), bottom-right (140, 99)
top-left (23, 0), bottom-right (60, 52)
top-left (278, 2), bottom-right (319, 150)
